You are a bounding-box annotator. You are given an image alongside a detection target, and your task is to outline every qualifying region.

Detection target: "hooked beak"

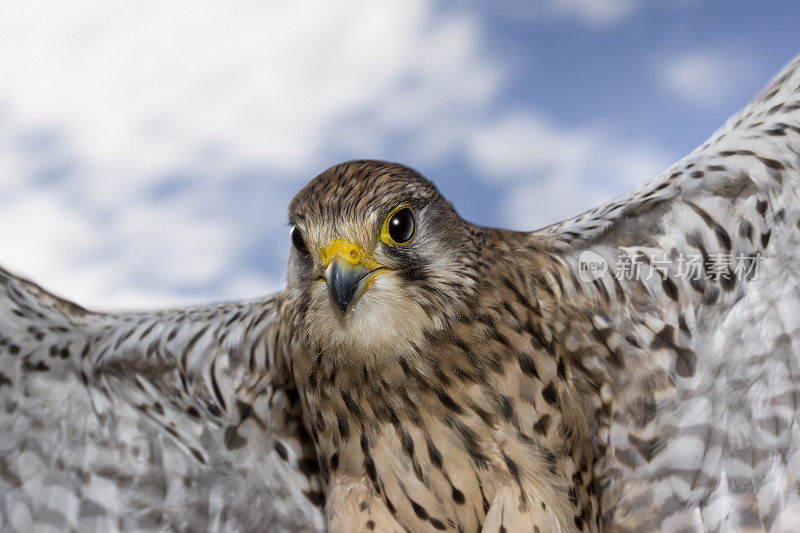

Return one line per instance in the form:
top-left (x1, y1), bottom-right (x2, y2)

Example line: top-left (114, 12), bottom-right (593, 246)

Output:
top-left (321, 240), bottom-right (387, 314)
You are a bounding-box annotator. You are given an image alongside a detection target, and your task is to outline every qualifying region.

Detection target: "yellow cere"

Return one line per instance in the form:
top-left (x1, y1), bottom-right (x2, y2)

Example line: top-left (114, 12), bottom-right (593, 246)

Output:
top-left (319, 239), bottom-right (383, 271)
top-left (380, 204), bottom-right (415, 246)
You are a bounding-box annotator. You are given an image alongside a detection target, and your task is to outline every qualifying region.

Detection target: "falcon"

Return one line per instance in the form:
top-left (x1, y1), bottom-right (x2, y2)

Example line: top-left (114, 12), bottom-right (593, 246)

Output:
top-left (2, 53), bottom-right (800, 532)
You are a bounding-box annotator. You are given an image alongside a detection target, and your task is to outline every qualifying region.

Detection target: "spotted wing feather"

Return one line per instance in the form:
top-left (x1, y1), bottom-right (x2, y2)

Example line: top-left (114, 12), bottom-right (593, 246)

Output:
top-left (540, 54), bottom-right (800, 530)
top-left (0, 267), bottom-right (325, 532)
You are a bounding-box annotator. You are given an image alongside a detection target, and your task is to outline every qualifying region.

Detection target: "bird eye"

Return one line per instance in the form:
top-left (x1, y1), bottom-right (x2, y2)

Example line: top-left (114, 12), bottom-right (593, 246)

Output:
top-left (386, 207), bottom-right (415, 244)
top-left (291, 226), bottom-right (309, 255)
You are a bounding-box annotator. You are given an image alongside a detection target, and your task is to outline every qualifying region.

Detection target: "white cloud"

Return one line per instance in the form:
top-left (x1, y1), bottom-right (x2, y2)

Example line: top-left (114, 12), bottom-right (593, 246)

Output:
top-left (0, 0), bottom-right (501, 308)
top-left (468, 114), bottom-right (596, 180)
top-left (487, 0), bottom-right (644, 26)
top-left (657, 48), bottom-right (754, 109)
top-left (0, 0), bottom-right (677, 310)
top-left (545, 0), bottom-right (641, 25)
top-left (467, 112), bottom-right (671, 229)
top-left (0, 0), bottom-right (499, 184)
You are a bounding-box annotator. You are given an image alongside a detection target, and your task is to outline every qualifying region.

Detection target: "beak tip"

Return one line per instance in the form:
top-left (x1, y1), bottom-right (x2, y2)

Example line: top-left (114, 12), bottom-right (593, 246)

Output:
top-left (333, 297), bottom-right (348, 314)
top-left (325, 257), bottom-right (369, 314)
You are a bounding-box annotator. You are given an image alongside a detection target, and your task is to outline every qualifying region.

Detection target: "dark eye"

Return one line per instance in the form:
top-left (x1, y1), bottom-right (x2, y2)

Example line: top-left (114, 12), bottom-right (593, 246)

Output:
top-left (387, 208), bottom-right (415, 244)
top-left (291, 226), bottom-right (309, 255)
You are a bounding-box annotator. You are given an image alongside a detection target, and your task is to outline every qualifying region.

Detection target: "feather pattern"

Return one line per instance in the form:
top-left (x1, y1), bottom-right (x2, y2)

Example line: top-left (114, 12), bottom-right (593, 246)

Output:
top-left (543, 54), bottom-right (800, 530)
top-left (2, 53), bottom-right (800, 532)
top-left (0, 268), bottom-right (325, 532)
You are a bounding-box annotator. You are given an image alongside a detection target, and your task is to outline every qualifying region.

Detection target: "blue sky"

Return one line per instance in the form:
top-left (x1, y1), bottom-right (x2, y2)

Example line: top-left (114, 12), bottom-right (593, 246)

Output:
top-left (0, 0), bottom-right (798, 309)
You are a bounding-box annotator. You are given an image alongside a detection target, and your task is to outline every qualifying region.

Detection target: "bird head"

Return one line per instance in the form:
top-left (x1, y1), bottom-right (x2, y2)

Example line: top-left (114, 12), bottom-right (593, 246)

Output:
top-left (285, 160), bottom-right (481, 364)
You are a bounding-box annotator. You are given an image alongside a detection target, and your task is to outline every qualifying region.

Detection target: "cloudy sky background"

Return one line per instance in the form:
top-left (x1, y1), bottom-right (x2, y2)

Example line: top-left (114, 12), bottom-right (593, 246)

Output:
top-left (1, 0), bottom-right (798, 309)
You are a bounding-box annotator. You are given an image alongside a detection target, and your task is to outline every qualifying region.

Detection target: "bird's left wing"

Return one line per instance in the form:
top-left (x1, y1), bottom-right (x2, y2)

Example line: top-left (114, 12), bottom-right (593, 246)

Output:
top-left (536, 54), bottom-right (800, 530)
top-left (0, 267), bottom-right (325, 532)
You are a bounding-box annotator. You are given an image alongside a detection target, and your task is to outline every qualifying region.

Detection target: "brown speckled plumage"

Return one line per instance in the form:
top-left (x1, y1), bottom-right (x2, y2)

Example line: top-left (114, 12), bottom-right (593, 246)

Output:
top-left (284, 161), bottom-right (597, 531)
top-left (4, 54), bottom-right (800, 531)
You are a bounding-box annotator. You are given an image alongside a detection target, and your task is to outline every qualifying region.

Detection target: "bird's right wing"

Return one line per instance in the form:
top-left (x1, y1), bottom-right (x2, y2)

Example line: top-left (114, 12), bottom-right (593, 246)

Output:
top-left (0, 266), bottom-right (325, 532)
